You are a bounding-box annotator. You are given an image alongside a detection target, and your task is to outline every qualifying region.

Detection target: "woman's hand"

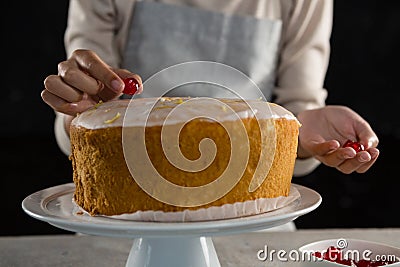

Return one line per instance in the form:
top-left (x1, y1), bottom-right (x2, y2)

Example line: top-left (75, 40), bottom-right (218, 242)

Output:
top-left (41, 49), bottom-right (142, 116)
top-left (297, 105), bottom-right (379, 174)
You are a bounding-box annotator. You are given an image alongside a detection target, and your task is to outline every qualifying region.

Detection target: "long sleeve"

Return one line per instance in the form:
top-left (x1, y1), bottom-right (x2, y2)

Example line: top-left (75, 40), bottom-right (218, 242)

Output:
top-left (277, 0), bottom-right (333, 176)
top-left (54, 112), bottom-right (71, 156)
top-left (64, 0), bottom-right (135, 67)
top-left (276, 0), bottom-right (332, 114)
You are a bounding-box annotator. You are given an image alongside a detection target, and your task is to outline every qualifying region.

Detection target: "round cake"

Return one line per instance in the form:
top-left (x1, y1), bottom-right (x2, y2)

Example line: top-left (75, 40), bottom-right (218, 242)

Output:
top-left (70, 97), bottom-right (300, 220)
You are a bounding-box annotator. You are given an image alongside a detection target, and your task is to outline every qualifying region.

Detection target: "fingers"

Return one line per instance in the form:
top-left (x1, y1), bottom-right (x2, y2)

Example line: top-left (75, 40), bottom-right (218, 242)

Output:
top-left (42, 49), bottom-right (143, 116)
top-left (41, 89), bottom-right (96, 116)
top-left (297, 138), bottom-right (340, 159)
top-left (71, 49), bottom-right (125, 93)
top-left (57, 60), bottom-right (104, 96)
top-left (354, 119), bottom-right (379, 149)
top-left (334, 150), bottom-right (370, 174)
top-left (44, 75), bottom-right (83, 103)
top-left (315, 147), bottom-right (356, 168)
top-left (315, 146), bottom-right (380, 174)
top-left (354, 148), bottom-right (380, 173)
top-left (312, 140), bottom-right (341, 156)
top-left (336, 147), bottom-right (380, 174)
top-left (43, 73), bottom-right (101, 116)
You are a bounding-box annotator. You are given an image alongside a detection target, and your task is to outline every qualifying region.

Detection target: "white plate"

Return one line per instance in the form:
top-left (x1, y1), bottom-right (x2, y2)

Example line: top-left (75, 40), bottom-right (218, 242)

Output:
top-left (22, 183), bottom-right (321, 238)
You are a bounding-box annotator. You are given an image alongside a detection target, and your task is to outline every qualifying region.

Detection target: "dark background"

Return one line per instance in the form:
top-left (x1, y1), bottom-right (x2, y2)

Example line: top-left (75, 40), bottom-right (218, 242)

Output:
top-left (1, 1), bottom-right (399, 236)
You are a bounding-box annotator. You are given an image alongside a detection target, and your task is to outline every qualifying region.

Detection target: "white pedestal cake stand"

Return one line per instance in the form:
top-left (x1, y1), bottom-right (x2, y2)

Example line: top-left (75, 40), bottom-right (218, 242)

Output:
top-left (22, 183), bottom-right (321, 267)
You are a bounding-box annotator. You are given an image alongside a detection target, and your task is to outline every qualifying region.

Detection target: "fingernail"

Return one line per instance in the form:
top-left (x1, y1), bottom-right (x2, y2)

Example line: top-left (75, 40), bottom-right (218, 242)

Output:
top-left (330, 142), bottom-right (340, 150)
top-left (344, 153), bottom-right (354, 159)
top-left (367, 140), bottom-right (374, 148)
top-left (360, 153), bottom-right (370, 162)
top-left (371, 149), bottom-right (379, 159)
top-left (111, 79), bottom-right (124, 92)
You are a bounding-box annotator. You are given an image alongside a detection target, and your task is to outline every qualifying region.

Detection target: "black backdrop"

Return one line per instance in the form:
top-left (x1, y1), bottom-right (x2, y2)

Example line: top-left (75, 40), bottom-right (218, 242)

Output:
top-left (1, 1), bottom-right (399, 236)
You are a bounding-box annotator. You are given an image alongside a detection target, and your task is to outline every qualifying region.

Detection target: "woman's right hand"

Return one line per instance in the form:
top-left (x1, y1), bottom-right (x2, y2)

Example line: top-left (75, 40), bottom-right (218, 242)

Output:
top-left (42, 49), bottom-right (143, 117)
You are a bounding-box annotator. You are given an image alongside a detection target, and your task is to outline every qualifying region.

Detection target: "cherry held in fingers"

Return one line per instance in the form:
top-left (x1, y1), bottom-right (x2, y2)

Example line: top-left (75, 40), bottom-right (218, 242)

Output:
top-left (123, 77), bottom-right (140, 95)
top-left (342, 140), bottom-right (365, 152)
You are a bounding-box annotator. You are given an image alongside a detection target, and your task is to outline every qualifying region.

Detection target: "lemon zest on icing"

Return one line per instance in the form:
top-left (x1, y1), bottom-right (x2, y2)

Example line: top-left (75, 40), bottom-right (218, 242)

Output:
top-left (104, 112), bottom-right (121, 124)
top-left (94, 100), bottom-right (103, 109)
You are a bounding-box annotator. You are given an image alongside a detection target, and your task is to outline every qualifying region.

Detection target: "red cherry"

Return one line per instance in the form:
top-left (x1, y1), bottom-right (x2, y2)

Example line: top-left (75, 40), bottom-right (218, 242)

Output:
top-left (324, 246), bottom-right (343, 262)
top-left (336, 259), bottom-right (353, 266)
top-left (123, 77), bottom-right (140, 95)
top-left (342, 140), bottom-right (365, 152)
top-left (367, 260), bottom-right (399, 267)
top-left (356, 259), bottom-right (372, 267)
top-left (313, 251), bottom-right (322, 258)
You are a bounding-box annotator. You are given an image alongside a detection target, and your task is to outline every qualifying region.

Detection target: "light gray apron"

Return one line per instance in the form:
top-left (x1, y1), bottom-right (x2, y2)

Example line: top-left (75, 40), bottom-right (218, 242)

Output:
top-left (122, 0), bottom-right (282, 100)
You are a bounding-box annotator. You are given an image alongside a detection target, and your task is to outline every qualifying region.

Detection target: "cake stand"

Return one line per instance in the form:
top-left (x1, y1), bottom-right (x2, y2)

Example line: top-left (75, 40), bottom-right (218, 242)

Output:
top-left (22, 183), bottom-right (321, 267)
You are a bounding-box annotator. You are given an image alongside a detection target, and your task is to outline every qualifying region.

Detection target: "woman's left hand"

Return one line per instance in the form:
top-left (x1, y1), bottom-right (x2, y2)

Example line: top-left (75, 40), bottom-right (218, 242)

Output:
top-left (297, 105), bottom-right (379, 174)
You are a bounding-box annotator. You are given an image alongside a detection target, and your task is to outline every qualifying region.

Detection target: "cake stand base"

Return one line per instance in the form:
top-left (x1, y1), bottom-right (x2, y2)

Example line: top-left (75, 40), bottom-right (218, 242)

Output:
top-left (127, 237), bottom-right (220, 267)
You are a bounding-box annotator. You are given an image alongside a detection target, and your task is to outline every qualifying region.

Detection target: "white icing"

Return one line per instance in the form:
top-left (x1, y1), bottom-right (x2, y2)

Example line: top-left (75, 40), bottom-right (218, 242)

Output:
top-left (72, 97), bottom-right (299, 129)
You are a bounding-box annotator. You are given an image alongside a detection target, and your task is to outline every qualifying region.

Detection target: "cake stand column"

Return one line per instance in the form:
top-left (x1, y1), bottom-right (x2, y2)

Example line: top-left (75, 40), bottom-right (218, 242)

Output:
top-left (126, 236), bottom-right (221, 267)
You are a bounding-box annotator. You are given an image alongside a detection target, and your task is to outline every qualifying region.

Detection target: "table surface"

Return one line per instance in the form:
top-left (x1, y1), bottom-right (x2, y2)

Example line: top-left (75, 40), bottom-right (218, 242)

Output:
top-left (1, 228), bottom-right (400, 267)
